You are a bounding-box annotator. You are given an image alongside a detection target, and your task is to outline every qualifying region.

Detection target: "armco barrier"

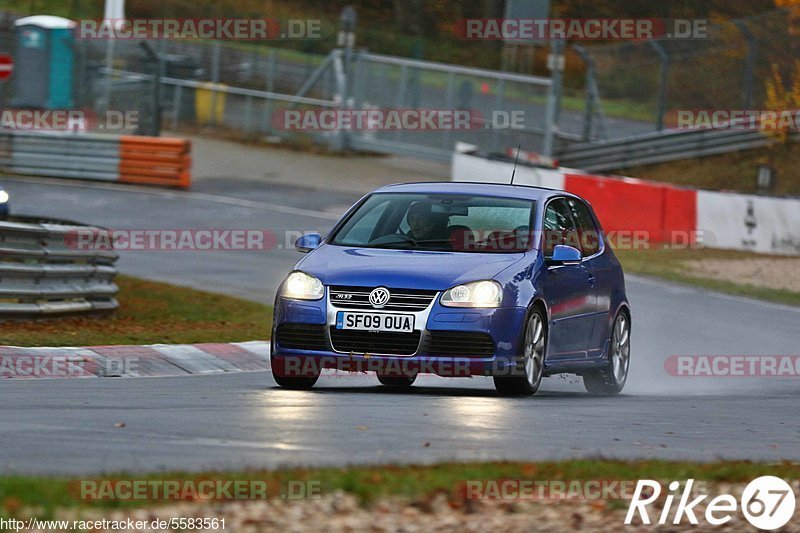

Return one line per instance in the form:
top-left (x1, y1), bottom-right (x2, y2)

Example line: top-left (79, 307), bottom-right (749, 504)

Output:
top-left (5, 131), bottom-right (119, 181)
top-left (556, 129), bottom-right (774, 173)
top-left (0, 216), bottom-right (119, 318)
top-left (0, 130), bottom-right (191, 189)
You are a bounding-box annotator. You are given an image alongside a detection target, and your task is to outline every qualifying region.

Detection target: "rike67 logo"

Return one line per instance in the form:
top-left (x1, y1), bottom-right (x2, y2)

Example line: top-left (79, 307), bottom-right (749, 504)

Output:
top-left (626, 476), bottom-right (796, 530)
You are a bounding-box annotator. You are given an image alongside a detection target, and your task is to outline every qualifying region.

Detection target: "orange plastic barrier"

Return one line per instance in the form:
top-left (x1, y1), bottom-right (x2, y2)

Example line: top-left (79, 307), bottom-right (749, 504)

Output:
top-left (118, 136), bottom-right (191, 189)
top-left (564, 173), bottom-right (697, 245)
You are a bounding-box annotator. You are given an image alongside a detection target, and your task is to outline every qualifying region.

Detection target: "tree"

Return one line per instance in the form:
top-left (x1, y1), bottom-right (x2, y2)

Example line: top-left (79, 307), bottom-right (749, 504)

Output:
top-left (763, 62), bottom-right (800, 144)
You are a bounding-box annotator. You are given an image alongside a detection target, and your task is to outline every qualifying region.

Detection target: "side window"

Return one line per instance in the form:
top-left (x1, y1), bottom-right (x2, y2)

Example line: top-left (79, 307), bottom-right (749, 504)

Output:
top-left (568, 199), bottom-right (601, 257)
top-left (542, 199), bottom-right (580, 257)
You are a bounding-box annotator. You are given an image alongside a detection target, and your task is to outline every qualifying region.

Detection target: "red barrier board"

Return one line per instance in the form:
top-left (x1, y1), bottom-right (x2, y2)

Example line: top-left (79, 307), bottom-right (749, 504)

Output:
top-left (564, 173), bottom-right (697, 245)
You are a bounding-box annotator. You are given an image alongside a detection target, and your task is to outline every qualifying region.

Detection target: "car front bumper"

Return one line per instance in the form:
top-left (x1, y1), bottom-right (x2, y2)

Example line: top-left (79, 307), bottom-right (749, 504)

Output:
top-left (271, 295), bottom-right (529, 377)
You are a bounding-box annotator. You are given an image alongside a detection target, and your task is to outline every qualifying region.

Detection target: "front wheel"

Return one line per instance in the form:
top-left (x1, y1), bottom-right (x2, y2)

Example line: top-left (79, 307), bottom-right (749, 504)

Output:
top-left (271, 354), bottom-right (320, 390)
top-left (583, 310), bottom-right (631, 395)
top-left (494, 310), bottom-right (546, 396)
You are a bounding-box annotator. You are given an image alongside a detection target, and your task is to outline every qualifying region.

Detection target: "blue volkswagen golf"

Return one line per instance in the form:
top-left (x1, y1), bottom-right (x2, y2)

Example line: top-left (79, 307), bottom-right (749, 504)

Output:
top-left (271, 182), bottom-right (631, 396)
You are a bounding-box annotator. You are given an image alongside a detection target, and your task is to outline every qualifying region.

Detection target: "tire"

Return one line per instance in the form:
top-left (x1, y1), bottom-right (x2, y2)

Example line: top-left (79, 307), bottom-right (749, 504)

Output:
top-left (377, 373), bottom-right (417, 388)
top-left (583, 310), bottom-right (631, 395)
top-left (494, 309), bottom-right (546, 397)
top-left (271, 354), bottom-right (320, 390)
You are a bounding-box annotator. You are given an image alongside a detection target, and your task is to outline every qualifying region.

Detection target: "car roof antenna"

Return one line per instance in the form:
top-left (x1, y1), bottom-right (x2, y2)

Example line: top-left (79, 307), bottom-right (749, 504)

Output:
top-left (510, 144), bottom-right (521, 185)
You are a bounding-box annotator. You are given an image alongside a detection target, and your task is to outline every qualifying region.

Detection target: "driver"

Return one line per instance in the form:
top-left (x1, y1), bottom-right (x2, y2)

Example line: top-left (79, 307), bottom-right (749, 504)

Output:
top-left (406, 201), bottom-right (437, 241)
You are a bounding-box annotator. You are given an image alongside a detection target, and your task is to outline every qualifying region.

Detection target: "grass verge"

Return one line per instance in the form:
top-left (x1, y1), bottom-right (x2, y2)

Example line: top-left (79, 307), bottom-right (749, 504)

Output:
top-left (614, 246), bottom-right (800, 307)
top-left (0, 276), bottom-right (272, 346)
top-left (614, 142), bottom-right (800, 196)
top-left (1, 460), bottom-right (798, 517)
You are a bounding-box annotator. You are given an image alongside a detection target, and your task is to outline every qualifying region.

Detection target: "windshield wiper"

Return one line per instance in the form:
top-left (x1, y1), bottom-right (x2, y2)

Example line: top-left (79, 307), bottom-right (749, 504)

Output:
top-left (368, 234), bottom-right (415, 248)
top-left (367, 235), bottom-right (454, 250)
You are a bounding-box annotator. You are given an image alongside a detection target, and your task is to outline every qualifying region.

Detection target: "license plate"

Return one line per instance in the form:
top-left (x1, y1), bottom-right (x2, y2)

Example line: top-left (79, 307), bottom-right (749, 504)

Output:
top-left (336, 311), bottom-right (415, 333)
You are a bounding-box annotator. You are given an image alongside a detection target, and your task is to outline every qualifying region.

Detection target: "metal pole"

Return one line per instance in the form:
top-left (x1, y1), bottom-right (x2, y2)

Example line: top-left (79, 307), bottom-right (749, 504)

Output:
top-left (574, 45), bottom-right (596, 142)
top-left (210, 41), bottom-right (221, 126)
top-left (331, 50), bottom-right (347, 151)
top-left (649, 41), bottom-right (669, 132)
top-left (334, 6), bottom-right (357, 151)
top-left (102, 38), bottom-right (115, 115)
top-left (171, 84), bottom-right (182, 130)
top-left (395, 64), bottom-right (409, 142)
top-left (542, 39), bottom-right (564, 157)
top-left (138, 41), bottom-right (162, 136)
top-left (264, 48), bottom-right (275, 134)
top-left (443, 72), bottom-right (455, 149)
top-left (492, 79), bottom-right (505, 152)
top-left (735, 21), bottom-right (756, 109)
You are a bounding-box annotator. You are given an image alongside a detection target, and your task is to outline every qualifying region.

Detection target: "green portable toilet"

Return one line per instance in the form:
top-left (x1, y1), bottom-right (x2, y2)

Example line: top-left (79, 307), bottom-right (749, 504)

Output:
top-left (12, 15), bottom-right (76, 109)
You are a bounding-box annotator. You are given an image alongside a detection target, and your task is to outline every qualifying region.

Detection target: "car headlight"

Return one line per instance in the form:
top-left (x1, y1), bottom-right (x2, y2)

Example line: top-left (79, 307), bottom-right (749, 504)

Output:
top-left (0, 191), bottom-right (8, 204)
top-left (282, 271), bottom-right (324, 300)
top-left (440, 280), bottom-right (502, 308)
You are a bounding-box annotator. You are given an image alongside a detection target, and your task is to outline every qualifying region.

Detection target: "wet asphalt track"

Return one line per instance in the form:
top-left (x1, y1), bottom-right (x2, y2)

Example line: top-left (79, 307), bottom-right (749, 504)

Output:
top-left (1, 176), bottom-right (798, 475)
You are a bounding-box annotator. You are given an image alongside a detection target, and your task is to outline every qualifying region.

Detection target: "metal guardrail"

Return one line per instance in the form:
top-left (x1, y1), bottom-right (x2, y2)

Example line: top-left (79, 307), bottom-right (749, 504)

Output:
top-left (0, 130), bottom-right (192, 188)
top-left (0, 130), bottom-right (120, 181)
top-left (556, 129), bottom-right (775, 172)
top-left (0, 217), bottom-right (119, 318)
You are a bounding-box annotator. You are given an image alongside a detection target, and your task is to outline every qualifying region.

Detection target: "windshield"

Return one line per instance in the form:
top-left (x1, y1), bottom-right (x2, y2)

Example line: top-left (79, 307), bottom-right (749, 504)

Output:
top-left (330, 193), bottom-right (535, 253)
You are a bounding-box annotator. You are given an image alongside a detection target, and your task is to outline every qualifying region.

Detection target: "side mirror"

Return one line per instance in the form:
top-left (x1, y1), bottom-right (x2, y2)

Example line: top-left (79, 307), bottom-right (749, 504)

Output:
top-left (550, 245), bottom-right (582, 265)
top-left (295, 233), bottom-right (322, 253)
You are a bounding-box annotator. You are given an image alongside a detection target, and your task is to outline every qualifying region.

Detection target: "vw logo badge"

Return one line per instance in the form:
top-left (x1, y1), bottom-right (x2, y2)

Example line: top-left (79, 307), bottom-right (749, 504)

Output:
top-left (369, 287), bottom-right (391, 308)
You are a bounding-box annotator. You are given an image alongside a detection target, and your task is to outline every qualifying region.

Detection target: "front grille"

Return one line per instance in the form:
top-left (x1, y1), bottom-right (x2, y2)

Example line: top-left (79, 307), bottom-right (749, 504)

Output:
top-left (275, 323), bottom-right (328, 351)
top-left (329, 327), bottom-right (421, 355)
top-left (424, 331), bottom-right (495, 357)
top-left (329, 286), bottom-right (437, 311)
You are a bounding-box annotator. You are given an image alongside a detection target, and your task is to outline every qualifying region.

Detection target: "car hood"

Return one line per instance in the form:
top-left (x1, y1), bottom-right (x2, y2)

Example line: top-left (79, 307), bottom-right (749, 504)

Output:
top-left (296, 244), bottom-right (528, 290)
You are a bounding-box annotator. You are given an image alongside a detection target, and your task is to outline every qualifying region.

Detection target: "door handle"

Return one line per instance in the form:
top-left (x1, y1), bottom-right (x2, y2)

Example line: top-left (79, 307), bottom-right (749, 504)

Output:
top-left (587, 274), bottom-right (596, 287)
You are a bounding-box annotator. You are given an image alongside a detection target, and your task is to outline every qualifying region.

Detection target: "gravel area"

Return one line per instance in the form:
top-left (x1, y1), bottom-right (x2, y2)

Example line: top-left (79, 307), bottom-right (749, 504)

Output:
top-left (686, 258), bottom-right (800, 293)
top-left (20, 481), bottom-right (800, 532)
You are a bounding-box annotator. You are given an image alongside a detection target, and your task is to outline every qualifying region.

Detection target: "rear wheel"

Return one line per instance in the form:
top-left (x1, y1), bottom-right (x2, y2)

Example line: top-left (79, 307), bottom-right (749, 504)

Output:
top-left (377, 373), bottom-right (417, 388)
top-left (583, 310), bottom-right (630, 395)
top-left (494, 310), bottom-right (546, 396)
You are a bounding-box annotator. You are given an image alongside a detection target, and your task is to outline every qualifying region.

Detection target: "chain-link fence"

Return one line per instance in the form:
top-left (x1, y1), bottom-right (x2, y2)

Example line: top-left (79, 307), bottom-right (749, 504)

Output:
top-left (576, 9), bottom-right (797, 140)
top-left (345, 52), bottom-right (553, 159)
top-left (1, 8), bottom-right (797, 158)
top-left (58, 38), bottom-right (557, 159)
